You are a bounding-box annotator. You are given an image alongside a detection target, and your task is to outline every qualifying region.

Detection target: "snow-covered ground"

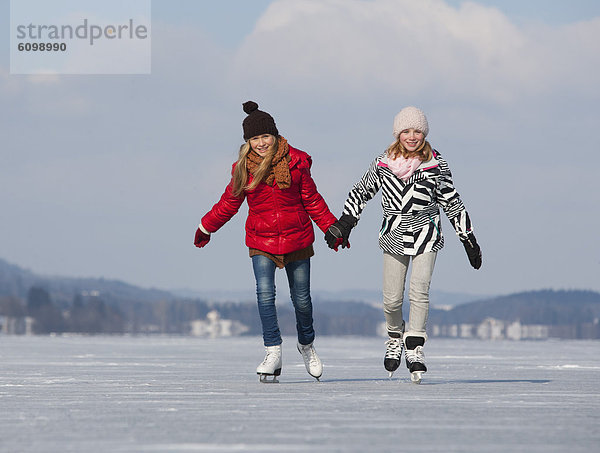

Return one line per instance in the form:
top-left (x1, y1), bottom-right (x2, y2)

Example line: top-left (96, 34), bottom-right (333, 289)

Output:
top-left (1, 336), bottom-right (598, 452)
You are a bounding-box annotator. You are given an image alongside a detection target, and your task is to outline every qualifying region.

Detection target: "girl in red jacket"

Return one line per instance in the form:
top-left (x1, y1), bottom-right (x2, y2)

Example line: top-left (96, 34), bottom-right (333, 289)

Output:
top-left (194, 101), bottom-right (338, 382)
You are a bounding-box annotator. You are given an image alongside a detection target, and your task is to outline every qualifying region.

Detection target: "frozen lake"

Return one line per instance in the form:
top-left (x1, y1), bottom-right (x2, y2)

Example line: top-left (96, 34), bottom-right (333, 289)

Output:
top-left (1, 335), bottom-right (598, 452)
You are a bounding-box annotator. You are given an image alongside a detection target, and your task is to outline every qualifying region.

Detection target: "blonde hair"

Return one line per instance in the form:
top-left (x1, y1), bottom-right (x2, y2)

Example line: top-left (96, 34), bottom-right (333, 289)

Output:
top-left (387, 137), bottom-right (433, 162)
top-left (232, 135), bottom-right (278, 197)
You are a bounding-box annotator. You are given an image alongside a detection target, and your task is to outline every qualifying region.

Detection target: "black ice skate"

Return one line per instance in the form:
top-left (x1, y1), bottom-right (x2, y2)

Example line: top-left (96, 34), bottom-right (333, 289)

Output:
top-left (256, 345), bottom-right (282, 383)
top-left (404, 336), bottom-right (427, 384)
top-left (384, 334), bottom-right (403, 378)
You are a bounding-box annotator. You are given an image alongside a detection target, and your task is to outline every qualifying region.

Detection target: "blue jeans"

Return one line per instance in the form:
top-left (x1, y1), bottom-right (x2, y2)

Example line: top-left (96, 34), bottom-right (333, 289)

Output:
top-left (251, 255), bottom-right (315, 347)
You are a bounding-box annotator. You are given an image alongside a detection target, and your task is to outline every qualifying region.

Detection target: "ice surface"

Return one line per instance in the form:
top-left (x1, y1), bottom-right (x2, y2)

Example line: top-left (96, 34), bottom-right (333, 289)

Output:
top-left (0, 336), bottom-right (598, 452)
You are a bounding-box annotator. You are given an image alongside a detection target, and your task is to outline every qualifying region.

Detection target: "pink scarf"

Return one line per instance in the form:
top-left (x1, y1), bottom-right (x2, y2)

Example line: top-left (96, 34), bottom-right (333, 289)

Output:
top-left (387, 154), bottom-right (421, 181)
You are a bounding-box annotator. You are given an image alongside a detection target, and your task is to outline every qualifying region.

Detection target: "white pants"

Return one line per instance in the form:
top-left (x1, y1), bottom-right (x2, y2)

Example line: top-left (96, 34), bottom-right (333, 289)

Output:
top-left (382, 251), bottom-right (437, 341)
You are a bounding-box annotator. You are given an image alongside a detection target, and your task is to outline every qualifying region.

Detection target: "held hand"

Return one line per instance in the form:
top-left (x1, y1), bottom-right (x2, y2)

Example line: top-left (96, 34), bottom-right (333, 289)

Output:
top-left (333, 238), bottom-right (351, 250)
top-left (461, 232), bottom-right (482, 269)
top-left (325, 225), bottom-right (345, 251)
top-left (325, 215), bottom-right (356, 251)
top-left (194, 228), bottom-right (211, 248)
top-left (337, 214), bottom-right (357, 244)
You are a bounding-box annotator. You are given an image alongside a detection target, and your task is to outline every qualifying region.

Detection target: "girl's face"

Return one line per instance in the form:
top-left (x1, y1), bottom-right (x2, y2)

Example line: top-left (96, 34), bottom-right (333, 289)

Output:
top-left (399, 129), bottom-right (425, 153)
top-left (249, 134), bottom-right (276, 156)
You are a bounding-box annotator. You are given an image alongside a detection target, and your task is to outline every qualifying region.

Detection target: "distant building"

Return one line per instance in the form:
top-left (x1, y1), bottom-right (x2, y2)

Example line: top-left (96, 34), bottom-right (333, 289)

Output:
top-left (506, 320), bottom-right (549, 340)
top-left (190, 310), bottom-right (249, 338)
top-left (430, 318), bottom-right (550, 340)
top-left (0, 316), bottom-right (34, 335)
top-left (459, 324), bottom-right (475, 338)
top-left (477, 318), bottom-right (505, 340)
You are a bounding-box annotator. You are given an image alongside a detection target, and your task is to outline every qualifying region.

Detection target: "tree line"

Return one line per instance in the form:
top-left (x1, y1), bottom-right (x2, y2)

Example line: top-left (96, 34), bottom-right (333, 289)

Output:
top-left (2, 286), bottom-right (598, 338)
top-left (0, 286), bottom-right (383, 336)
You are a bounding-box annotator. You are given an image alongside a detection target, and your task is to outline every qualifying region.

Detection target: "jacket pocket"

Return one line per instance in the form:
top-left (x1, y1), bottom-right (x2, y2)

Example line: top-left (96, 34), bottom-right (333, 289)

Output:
top-left (296, 208), bottom-right (310, 228)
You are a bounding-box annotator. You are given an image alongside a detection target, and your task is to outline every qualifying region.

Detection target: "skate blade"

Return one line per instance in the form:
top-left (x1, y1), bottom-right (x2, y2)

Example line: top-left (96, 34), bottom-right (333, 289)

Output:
top-left (410, 371), bottom-right (424, 384)
top-left (258, 374), bottom-right (280, 383)
top-left (388, 371), bottom-right (394, 378)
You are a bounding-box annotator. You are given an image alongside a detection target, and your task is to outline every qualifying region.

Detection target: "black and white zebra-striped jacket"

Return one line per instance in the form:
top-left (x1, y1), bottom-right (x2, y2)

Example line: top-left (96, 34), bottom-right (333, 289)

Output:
top-left (342, 149), bottom-right (473, 256)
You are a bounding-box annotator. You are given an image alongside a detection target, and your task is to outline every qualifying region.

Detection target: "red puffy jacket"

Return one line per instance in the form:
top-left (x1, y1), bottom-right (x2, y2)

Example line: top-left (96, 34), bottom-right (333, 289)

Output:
top-left (201, 146), bottom-right (336, 255)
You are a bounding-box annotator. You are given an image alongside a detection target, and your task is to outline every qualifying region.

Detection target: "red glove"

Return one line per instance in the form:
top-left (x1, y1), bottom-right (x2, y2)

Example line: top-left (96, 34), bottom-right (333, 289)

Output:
top-left (333, 237), bottom-right (344, 251)
top-left (194, 228), bottom-right (211, 248)
top-left (332, 237), bottom-right (351, 251)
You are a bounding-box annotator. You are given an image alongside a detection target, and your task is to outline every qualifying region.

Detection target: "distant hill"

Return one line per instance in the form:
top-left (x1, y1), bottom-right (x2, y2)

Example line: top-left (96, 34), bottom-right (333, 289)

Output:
top-left (429, 290), bottom-right (600, 325)
top-left (1, 257), bottom-right (599, 338)
top-left (0, 258), bottom-right (174, 306)
top-left (0, 257), bottom-right (485, 309)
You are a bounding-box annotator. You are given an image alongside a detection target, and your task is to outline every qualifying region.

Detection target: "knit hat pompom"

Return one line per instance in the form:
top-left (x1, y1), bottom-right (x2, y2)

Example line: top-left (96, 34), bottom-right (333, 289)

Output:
top-left (393, 106), bottom-right (429, 138)
top-left (242, 101), bottom-right (259, 115)
top-left (242, 100), bottom-right (279, 141)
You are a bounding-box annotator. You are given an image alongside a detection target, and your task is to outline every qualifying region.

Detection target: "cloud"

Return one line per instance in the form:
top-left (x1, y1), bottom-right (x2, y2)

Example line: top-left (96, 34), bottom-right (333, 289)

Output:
top-left (233, 0), bottom-right (600, 104)
top-left (1, 1), bottom-right (599, 295)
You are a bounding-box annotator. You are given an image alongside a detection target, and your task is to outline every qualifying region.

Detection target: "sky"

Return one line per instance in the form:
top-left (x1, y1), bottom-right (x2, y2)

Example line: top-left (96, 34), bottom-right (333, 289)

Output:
top-left (1, 0), bottom-right (599, 298)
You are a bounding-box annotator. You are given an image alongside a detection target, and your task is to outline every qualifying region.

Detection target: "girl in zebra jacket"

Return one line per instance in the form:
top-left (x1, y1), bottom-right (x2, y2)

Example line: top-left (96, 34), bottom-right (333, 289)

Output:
top-left (325, 106), bottom-right (482, 383)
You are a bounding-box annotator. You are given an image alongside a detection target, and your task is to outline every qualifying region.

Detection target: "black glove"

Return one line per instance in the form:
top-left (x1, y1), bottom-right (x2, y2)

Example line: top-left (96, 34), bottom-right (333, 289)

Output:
top-left (325, 214), bottom-right (357, 251)
top-left (337, 214), bottom-right (357, 241)
top-left (325, 225), bottom-right (345, 251)
top-left (461, 232), bottom-right (482, 269)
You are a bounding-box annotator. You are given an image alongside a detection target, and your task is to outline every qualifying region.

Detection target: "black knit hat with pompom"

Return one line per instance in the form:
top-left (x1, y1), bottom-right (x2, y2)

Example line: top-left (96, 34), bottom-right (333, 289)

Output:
top-left (242, 101), bottom-right (279, 141)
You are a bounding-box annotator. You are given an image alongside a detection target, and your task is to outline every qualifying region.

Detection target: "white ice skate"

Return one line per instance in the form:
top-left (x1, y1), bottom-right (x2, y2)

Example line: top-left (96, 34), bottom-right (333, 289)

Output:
top-left (297, 341), bottom-right (322, 381)
top-left (384, 337), bottom-right (403, 378)
top-left (256, 345), bottom-right (282, 383)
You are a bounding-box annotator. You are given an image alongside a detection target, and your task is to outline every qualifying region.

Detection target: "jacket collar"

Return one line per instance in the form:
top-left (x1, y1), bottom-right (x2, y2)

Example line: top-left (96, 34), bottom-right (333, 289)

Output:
top-left (288, 145), bottom-right (301, 168)
top-left (417, 152), bottom-right (439, 171)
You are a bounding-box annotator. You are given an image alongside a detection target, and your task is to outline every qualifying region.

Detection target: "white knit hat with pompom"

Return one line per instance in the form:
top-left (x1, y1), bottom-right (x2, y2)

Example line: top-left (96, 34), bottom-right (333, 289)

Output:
top-left (393, 106), bottom-right (429, 138)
